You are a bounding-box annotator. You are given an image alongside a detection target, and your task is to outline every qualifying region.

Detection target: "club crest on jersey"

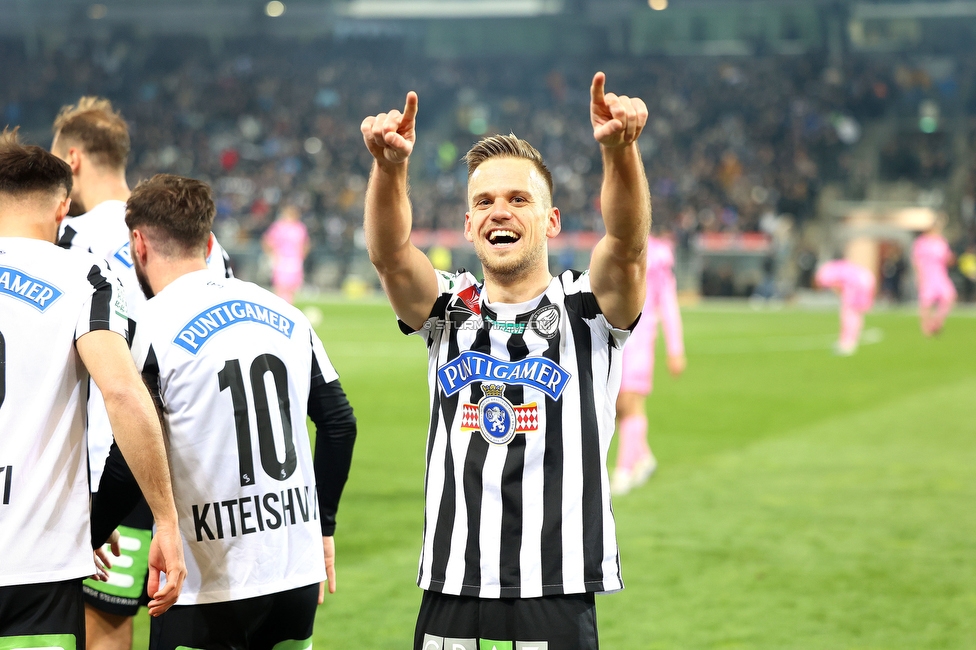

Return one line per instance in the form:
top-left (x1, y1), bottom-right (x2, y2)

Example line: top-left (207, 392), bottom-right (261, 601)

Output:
top-left (477, 384), bottom-right (515, 445)
top-left (461, 384), bottom-right (539, 446)
top-left (174, 300), bottom-right (294, 354)
top-left (0, 266), bottom-right (62, 312)
top-left (529, 304), bottom-right (560, 339)
top-left (437, 350), bottom-right (571, 400)
top-left (112, 242), bottom-right (135, 269)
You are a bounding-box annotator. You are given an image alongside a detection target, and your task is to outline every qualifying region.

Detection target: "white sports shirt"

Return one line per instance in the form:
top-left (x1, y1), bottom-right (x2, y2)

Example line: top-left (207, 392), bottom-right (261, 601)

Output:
top-left (0, 237), bottom-right (128, 586)
top-left (130, 271), bottom-right (333, 604)
top-left (58, 200), bottom-right (233, 489)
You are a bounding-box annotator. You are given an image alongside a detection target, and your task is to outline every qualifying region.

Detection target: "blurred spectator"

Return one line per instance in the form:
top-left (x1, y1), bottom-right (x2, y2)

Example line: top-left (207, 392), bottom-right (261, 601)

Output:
top-left (879, 245), bottom-right (907, 303)
top-left (956, 243), bottom-right (976, 302)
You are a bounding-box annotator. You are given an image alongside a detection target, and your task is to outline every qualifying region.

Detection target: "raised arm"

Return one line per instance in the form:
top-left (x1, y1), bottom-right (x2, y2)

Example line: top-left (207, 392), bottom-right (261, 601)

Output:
top-left (587, 72), bottom-right (652, 329)
top-left (77, 330), bottom-right (186, 615)
top-left (361, 92), bottom-right (439, 331)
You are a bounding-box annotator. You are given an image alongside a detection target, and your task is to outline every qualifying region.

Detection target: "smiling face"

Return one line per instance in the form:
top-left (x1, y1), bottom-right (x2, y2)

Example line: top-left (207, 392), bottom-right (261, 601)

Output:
top-left (463, 156), bottom-right (560, 284)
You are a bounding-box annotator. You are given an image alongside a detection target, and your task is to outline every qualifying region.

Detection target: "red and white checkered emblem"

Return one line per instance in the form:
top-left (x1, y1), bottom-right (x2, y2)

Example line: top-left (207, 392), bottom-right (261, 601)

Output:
top-left (461, 402), bottom-right (538, 433)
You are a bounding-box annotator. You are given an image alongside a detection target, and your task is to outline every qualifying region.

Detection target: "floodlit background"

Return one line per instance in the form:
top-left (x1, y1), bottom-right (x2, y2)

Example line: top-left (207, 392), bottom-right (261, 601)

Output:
top-left (3, 1), bottom-right (973, 647)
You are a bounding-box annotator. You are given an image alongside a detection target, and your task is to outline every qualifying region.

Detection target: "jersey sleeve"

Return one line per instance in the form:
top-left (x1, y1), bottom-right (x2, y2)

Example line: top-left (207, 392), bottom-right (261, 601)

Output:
top-left (75, 261), bottom-right (129, 342)
top-left (399, 269), bottom-right (480, 341)
top-left (561, 270), bottom-right (632, 349)
top-left (306, 322), bottom-right (355, 536)
top-left (310, 327), bottom-right (339, 384)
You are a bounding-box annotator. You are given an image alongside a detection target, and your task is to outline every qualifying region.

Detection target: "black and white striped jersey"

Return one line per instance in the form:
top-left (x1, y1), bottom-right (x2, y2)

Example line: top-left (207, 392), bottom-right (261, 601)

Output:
top-left (0, 237), bottom-right (128, 586)
top-left (407, 269), bottom-right (630, 599)
top-left (58, 200), bottom-right (233, 490)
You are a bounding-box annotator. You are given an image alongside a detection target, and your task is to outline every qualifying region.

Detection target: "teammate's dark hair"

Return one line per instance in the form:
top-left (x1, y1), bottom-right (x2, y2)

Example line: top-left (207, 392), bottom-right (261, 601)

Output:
top-left (0, 128), bottom-right (73, 198)
top-left (53, 97), bottom-right (130, 170)
top-left (463, 134), bottom-right (553, 203)
top-left (126, 174), bottom-right (214, 257)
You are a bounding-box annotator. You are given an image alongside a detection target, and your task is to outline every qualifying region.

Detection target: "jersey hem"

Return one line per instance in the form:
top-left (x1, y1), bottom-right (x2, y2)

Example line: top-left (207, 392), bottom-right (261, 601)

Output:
top-left (419, 578), bottom-right (624, 599)
top-left (0, 564), bottom-right (93, 588)
top-left (177, 573), bottom-right (326, 605)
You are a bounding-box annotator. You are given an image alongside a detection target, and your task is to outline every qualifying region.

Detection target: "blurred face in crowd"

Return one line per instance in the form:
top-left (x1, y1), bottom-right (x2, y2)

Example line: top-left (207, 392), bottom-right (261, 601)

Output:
top-left (279, 204), bottom-right (301, 222)
top-left (463, 156), bottom-right (560, 282)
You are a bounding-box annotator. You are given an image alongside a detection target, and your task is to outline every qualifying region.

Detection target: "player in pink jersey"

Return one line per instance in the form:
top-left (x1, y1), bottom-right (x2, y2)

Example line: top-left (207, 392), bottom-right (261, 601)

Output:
top-left (911, 221), bottom-right (956, 337)
top-left (815, 259), bottom-right (876, 356)
top-left (612, 233), bottom-right (686, 496)
top-left (262, 204), bottom-right (311, 304)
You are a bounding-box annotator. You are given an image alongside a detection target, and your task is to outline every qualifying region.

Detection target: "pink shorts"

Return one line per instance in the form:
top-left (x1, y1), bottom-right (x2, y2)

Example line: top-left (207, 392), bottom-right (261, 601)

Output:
top-left (918, 280), bottom-right (957, 308)
top-left (620, 312), bottom-right (656, 395)
top-left (843, 287), bottom-right (874, 313)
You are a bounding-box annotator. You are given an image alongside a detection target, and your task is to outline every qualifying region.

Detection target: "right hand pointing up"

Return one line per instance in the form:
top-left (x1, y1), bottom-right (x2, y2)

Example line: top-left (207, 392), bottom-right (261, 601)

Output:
top-left (361, 91), bottom-right (419, 166)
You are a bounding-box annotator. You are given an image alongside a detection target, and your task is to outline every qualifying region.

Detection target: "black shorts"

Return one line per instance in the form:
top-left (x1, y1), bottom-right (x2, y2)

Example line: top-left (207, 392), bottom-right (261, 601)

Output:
top-left (83, 497), bottom-right (154, 617)
top-left (149, 582), bottom-right (318, 650)
top-left (414, 590), bottom-right (599, 650)
top-left (0, 578), bottom-right (85, 648)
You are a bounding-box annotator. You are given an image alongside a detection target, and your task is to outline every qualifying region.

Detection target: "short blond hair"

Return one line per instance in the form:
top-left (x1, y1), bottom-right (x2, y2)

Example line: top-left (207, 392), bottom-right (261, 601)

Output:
top-left (53, 96), bottom-right (130, 170)
top-left (463, 134), bottom-right (553, 201)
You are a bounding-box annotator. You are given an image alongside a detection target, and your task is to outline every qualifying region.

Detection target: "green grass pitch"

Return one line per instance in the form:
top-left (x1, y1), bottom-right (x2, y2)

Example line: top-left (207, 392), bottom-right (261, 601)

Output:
top-left (134, 302), bottom-right (976, 649)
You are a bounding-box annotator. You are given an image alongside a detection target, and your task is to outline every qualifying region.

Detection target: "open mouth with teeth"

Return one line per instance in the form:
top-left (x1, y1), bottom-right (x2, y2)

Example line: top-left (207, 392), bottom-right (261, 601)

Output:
top-left (487, 229), bottom-right (522, 247)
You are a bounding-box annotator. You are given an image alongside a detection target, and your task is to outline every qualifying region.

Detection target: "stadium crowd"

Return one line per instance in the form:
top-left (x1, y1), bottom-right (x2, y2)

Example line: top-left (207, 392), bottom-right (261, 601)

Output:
top-left (2, 34), bottom-right (975, 296)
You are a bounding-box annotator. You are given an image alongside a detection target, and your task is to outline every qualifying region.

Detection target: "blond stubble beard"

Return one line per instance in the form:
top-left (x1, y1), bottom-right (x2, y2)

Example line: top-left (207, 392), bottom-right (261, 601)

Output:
top-left (475, 239), bottom-right (547, 286)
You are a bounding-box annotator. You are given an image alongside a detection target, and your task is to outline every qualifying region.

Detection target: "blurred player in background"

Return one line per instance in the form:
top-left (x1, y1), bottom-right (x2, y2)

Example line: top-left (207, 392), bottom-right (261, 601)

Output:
top-left (362, 72), bottom-right (649, 650)
top-left (911, 218), bottom-right (956, 337)
top-left (262, 203), bottom-right (310, 304)
top-left (92, 174), bottom-right (356, 650)
top-left (51, 97), bottom-right (233, 650)
top-left (612, 229), bottom-right (685, 496)
top-left (815, 258), bottom-right (876, 356)
top-left (0, 131), bottom-right (185, 647)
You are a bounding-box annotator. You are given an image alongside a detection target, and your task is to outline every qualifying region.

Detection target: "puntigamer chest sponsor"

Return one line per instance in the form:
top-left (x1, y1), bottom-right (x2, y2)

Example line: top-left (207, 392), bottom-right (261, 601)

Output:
top-left (437, 350), bottom-right (571, 400)
top-left (437, 351), bottom-right (572, 446)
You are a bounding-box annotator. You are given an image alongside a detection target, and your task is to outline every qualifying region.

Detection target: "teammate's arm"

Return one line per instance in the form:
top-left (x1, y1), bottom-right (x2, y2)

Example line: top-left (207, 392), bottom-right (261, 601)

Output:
top-left (309, 373), bottom-right (357, 596)
top-left (587, 72), bottom-right (651, 330)
top-left (361, 91), bottom-right (439, 331)
top-left (77, 330), bottom-right (186, 616)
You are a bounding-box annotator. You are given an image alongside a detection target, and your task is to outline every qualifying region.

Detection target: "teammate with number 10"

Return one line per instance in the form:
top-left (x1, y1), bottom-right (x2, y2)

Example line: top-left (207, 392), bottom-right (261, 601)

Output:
top-left (90, 174), bottom-right (357, 650)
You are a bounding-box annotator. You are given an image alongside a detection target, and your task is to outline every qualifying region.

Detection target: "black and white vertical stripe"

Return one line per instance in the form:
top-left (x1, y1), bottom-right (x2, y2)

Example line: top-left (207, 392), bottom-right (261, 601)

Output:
top-left (416, 270), bottom-right (627, 599)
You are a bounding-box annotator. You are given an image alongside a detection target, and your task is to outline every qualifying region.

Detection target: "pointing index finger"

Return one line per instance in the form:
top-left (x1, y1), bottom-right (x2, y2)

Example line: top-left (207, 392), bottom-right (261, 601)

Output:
top-left (402, 91), bottom-right (419, 125)
top-left (591, 72), bottom-right (607, 106)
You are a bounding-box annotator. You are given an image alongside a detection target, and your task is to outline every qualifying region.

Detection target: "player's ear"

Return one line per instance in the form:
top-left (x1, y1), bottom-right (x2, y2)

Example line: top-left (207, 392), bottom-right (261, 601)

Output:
top-left (56, 197), bottom-right (71, 224)
top-left (546, 207), bottom-right (561, 239)
top-left (66, 147), bottom-right (83, 175)
top-left (130, 229), bottom-right (148, 263)
top-left (463, 212), bottom-right (474, 243)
